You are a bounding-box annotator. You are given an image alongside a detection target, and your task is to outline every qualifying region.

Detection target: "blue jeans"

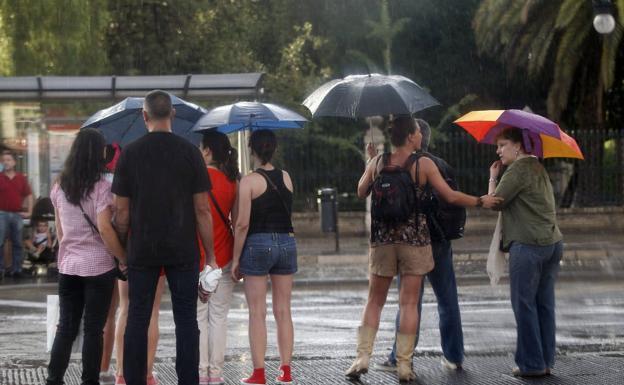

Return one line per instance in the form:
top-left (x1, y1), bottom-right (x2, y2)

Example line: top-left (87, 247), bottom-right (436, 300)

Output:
top-left (388, 240), bottom-right (464, 364)
top-left (0, 211), bottom-right (24, 273)
top-left (509, 241), bottom-right (562, 373)
top-left (46, 269), bottom-right (116, 385)
top-left (124, 263), bottom-right (199, 385)
top-left (239, 232), bottom-right (297, 276)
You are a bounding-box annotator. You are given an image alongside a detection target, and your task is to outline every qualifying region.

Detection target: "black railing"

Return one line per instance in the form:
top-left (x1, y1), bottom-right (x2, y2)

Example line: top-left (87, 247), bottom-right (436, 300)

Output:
top-left (274, 127), bottom-right (623, 211)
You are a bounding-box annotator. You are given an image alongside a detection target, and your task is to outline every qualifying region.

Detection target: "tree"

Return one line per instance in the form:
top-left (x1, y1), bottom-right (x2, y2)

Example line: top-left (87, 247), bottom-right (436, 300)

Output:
top-left (473, 0), bottom-right (624, 205)
top-left (0, 0), bottom-right (110, 75)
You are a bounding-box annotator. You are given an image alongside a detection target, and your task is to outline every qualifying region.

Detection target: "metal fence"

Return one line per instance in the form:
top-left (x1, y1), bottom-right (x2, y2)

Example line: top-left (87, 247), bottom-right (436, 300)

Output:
top-left (277, 127), bottom-right (623, 212)
top-left (432, 128), bottom-right (624, 207)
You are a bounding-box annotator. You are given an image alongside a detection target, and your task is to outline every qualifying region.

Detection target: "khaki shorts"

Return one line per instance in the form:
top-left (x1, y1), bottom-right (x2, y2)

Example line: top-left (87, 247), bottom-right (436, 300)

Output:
top-left (369, 244), bottom-right (434, 277)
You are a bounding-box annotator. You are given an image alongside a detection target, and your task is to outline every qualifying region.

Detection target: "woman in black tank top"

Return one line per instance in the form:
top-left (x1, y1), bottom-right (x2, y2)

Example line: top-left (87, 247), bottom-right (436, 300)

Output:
top-left (231, 129), bottom-right (297, 385)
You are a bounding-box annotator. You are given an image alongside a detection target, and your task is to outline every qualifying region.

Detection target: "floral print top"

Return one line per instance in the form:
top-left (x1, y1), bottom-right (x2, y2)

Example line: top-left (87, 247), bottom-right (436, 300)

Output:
top-left (370, 185), bottom-right (431, 248)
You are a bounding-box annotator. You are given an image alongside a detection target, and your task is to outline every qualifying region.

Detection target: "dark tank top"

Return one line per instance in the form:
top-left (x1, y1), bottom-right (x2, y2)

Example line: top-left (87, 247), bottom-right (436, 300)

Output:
top-left (248, 168), bottom-right (294, 234)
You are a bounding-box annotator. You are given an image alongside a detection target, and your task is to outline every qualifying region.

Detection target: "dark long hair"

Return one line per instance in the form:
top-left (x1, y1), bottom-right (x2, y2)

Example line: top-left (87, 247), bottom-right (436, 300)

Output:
top-left (59, 128), bottom-right (107, 205)
top-left (495, 127), bottom-right (527, 152)
top-left (388, 115), bottom-right (416, 147)
top-left (249, 129), bottom-right (277, 165)
top-left (201, 130), bottom-right (240, 181)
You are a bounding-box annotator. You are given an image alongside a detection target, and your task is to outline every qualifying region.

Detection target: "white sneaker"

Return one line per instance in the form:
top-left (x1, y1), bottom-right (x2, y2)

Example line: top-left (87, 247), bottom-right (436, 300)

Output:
top-left (441, 357), bottom-right (462, 370)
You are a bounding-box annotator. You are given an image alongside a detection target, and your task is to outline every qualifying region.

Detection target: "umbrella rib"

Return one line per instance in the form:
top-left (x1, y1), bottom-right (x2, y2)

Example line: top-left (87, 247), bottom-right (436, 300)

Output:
top-left (119, 112), bottom-right (142, 143)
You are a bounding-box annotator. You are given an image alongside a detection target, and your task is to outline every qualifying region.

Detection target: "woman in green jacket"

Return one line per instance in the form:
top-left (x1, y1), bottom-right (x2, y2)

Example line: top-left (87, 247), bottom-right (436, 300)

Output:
top-left (488, 127), bottom-right (563, 378)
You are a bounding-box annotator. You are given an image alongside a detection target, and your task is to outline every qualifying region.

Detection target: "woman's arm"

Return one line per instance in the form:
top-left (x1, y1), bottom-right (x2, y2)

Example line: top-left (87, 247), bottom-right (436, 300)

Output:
top-left (97, 207), bottom-right (127, 264)
top-left (54, 208), bottom-right (63, 243)
top-left (488, 160), bottom-right (502, 196)
top-left (231, 176), bottom-right (253, 281)
top-left (357, 155), bottom-right (381, 198)
top-left (422, 157), bottom-right (502, 208)
top-left (230, 180), bottom-right (240, 226)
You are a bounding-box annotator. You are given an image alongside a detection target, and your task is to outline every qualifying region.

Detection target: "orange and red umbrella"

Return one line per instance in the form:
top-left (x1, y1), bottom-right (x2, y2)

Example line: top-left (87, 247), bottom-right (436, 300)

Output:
top-left (454, 109), bottom-right (583, 160)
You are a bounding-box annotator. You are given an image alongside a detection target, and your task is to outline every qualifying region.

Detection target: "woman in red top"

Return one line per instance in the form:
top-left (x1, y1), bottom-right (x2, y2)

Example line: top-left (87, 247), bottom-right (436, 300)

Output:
top-left (197, 130), bottom-right (239, 385)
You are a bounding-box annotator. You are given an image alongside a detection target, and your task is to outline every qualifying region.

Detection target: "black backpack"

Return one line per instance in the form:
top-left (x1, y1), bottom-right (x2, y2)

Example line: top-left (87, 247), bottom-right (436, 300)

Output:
top-left (416, 152), bottom-right (466, 241)
top-left (371, 153), bottom-right (419, 224)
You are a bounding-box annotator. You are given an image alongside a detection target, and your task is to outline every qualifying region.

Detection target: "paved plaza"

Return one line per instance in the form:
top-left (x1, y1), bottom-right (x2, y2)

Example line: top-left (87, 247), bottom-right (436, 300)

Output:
top-left (1, 264), bottom-right (623, 384)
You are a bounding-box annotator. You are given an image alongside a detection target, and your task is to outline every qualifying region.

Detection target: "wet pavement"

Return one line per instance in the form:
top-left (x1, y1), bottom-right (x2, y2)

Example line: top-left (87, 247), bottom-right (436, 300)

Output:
top-left (0, 271), bottom-right (623, 384)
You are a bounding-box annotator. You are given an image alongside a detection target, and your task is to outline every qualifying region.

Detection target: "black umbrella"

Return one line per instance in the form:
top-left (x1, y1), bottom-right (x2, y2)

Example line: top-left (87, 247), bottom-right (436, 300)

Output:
top-left (302, 73), bottom-right (440, 118)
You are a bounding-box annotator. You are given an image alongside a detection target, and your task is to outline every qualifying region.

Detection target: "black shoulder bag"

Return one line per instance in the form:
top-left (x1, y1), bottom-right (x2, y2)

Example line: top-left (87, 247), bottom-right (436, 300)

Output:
top-left (255, 168), bottom-right (292, 217)
top-left (206, 173), bottom-right (234, 235)
top-left (77, 202), bottom-right (127, 281)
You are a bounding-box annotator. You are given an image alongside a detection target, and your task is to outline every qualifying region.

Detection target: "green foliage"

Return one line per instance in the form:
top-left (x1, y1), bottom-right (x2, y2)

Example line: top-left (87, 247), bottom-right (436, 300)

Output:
top-left (0, 0), bottom-right (109, 75)
top-left (273, 129), bottom-right (365, 211)
top-left (0, 11), bottom-right (12, 75)
top-left (473, 0), bottom-right (624, 123)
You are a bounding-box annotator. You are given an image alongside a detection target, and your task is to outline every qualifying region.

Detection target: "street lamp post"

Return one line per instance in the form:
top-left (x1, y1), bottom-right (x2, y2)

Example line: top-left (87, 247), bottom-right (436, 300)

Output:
top-left (593, 0), bottom-right (616, 34)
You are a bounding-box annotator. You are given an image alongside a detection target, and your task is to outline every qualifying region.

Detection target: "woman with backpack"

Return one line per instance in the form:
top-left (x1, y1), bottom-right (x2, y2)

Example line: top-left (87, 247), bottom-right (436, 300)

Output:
top-left (231, 129), bottom-right (297, 385)
top-left (487, 127), bottom-right (563, 377)
top-left (196, 130), bottom-right (240, 385)
top-left (46, 128), bottom-right (127, 385)
top-left (347, 116), bottom-right (501, 382)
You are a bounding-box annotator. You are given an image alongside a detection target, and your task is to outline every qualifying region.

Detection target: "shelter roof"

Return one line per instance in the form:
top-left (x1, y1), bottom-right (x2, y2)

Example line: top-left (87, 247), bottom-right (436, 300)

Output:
top-left (0, 73), bottom-right (264, 100)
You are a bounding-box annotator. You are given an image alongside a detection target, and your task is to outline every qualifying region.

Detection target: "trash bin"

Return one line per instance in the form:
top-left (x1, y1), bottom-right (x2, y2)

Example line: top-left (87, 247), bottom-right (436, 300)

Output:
top-left (317, 187), bottom-right (337, 233)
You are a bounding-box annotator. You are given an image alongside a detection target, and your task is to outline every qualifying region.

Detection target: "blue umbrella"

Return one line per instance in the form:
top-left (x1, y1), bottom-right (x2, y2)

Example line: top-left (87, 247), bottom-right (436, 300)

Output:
top-left (81, 95), bottom-right (207, 146)
top-left (191, 101), bottom-right (308, 134)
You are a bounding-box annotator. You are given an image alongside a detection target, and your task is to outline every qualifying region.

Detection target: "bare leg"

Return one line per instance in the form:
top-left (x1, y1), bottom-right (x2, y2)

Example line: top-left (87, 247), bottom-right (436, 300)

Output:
top-left (398, 274), bottom-right (424, 334)
top-left (147, 276), bottom-right (165, 377)
top-left (101, 280), bottom-right (119, 372)
top-left (244, 275), bottom-right (268, 369)
top-left (270, 274), bottom-right (294, 366)
top-left (115, 280), bottom-right (128, 376)
top-left (362, 274), bottom-right (393, 328)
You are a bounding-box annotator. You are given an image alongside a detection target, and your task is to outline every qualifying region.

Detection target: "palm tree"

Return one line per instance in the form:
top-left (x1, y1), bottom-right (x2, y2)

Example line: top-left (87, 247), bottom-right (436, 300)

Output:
top-left (473, 0), bottom-right (624, 205)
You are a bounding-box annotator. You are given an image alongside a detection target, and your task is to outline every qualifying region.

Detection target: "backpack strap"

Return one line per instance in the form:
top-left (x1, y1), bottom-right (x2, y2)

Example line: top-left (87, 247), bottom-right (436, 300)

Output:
top-left (403, 153), bottom-right (420, 184)
top-left (372, 153), bottom-right (386, 180)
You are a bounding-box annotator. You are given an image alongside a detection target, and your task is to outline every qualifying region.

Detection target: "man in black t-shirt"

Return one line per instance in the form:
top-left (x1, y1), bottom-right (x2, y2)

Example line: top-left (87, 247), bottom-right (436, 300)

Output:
top-left (113, 90), bottom-right (216, 385)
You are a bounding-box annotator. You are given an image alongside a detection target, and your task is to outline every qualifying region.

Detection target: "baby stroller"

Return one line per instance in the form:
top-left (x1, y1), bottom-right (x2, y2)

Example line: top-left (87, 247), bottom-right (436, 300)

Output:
top-left (22, 197), bottom-right (58, 277)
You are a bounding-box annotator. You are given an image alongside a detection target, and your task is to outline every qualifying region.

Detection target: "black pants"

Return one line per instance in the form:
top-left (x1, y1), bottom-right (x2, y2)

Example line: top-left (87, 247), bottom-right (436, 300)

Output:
top-left (124, 264), bottom-right (199, 385)
top-left (47, 269), bottom-right (116, 385)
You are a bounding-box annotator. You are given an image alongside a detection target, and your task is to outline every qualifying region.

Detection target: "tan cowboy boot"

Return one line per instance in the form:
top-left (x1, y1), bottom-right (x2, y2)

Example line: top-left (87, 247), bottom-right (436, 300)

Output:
top-left (396, 332), bottom-right (417, 382)
top-left (345, 325), bottom-right (378, 379)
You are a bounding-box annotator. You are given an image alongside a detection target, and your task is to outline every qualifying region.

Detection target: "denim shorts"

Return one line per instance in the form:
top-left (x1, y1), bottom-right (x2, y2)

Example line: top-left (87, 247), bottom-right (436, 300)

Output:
top-left (239, 233), bottom-right (297, 276)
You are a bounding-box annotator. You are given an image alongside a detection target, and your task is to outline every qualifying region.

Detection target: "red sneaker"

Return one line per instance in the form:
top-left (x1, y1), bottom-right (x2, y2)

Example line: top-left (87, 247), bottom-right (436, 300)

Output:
top-left (240, 368), bottom-right (266, 384)
top-left (276, 364), bottom-right (292, 384)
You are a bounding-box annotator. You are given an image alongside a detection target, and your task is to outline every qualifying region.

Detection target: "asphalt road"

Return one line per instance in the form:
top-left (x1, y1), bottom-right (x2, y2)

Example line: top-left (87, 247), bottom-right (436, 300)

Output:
top-left (0, 274), bottom-right (622, 369)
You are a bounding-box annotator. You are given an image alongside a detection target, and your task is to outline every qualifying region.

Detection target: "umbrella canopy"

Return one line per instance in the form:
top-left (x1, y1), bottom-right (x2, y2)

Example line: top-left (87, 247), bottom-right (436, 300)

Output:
top-left (192, 101), bottom-right (308, 134)
top-left (302, 73), bottom-right (440, 118)
top-left (81, 95), bottom-right (207, 146)
top-left (454, 109), bottom-right (583, 159)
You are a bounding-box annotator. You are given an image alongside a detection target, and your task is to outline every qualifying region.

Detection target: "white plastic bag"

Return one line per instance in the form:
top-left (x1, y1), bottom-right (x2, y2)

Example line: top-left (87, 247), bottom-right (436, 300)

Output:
top-left (486, 213), bottom-right (507, 286)
top-left (199, 265), bottom-right (222, 293)
top-left (46, 294), bottom-right (83, 353)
